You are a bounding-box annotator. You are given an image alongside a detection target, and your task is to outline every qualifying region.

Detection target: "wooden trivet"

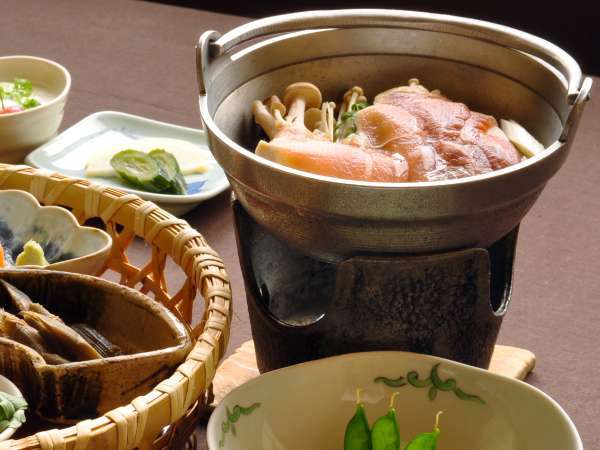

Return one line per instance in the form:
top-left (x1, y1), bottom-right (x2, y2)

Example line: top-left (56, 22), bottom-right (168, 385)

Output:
top-left (211, 341), bottom-right (536, 405)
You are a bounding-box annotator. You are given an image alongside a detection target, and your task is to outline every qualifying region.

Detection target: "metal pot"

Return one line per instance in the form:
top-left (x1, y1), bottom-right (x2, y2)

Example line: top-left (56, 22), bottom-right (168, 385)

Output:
top-left (197, 10), bottom-right (591, 262)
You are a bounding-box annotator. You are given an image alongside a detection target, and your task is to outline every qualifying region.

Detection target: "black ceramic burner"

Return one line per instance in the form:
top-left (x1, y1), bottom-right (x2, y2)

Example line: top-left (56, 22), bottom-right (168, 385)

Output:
top-left (232, 198), bottom-right (517, 373)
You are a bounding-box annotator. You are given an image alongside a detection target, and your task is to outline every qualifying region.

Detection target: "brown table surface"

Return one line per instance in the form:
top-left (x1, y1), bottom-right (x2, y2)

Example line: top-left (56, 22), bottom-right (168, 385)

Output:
top-left (2, 1), bottom-right (599, 448)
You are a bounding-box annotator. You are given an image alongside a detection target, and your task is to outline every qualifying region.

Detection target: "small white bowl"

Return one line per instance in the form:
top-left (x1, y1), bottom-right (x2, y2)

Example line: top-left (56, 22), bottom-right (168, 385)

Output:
top-left (208, 351), bottom-right (582, 450)
top-left (0, 56), bottom-right (71, 163)
top-left (0, 190), bottom-right (112, 275)
top-left (0, 375), bottom-right (26, 441)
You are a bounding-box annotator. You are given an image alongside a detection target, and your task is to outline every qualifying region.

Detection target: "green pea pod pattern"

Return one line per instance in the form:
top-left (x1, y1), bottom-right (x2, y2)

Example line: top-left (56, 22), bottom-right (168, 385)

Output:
top-left (218, 402), bottom-right (261, 448)
top-left (405, 411), bottom-right (442, 450)
top-left (405, 429), bottom-right (440, 450)
top-left (371, 409), bottom-right (401, 450)
top-left (344, 403), bottom-right (373, 450)
top-left (375, 363), bottom-right (485, 405)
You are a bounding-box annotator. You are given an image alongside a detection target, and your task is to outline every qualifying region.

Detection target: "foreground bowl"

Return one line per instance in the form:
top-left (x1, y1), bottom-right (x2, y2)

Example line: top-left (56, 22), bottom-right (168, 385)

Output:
top-left (197, 10), bottom-right (592, 261)
top-left (208, 351), bottom-right (582, 450)
top-left (0, 270), bottom-right (193, 423)
top-left (0, 190), bottom-right (112, 275)
top-left (0, 56), bottom-right (71, 163)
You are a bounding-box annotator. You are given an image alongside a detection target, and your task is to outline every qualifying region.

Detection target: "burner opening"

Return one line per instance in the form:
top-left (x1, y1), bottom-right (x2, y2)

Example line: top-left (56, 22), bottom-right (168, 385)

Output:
top-left (240, 207), bottom-right (337, 327)
top-left (487, 227), bottom-right (518, 315)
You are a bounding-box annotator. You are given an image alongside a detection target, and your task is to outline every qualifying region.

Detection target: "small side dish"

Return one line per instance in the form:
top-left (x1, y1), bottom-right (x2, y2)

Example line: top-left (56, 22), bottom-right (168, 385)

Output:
top-left (0, 56), bottom-right (71, 163)
top-left (26, 111), bottom-right (230, 216)
top-left (253, 79), bottom-right (545, 182)
top-left (0, 190), bottom-right (112, 275)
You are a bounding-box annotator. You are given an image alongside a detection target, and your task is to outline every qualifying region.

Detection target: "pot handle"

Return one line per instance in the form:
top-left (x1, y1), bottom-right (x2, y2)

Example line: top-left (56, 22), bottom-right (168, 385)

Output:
top-left (560, 76), bottom-right (593, 143)
top-left (197, 9), bottom-right (586, 102)
top-left (196, 30), bottom-right (221, 95)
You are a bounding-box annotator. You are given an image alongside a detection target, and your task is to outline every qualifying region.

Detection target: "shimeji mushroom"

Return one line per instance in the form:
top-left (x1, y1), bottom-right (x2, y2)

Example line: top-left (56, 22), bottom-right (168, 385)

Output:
top-left (337, 86), bottom-right (366, 122)
top-left (304, 107), bottom-right (323, 132)
top-left (322, 101), bottom-right (336, 141)
top-left (252, 95), bottom-right (288, 139)
top-left (333, 87), bottom-right (368, 143)
top-left (375, 78), bottom-right (439, 103)
top-left (407, 78), bottom-right (436, 95)
top-left (252, 100), bottom-right (281, 139)
top-left (283, 82), bottom-right (322, 128)
top-left (253, 83), bottom-right (324, 140)
top-left (264, 95), bottom-right (286, 121)
top-left (305, 101), bottom-right (337, 140)
top-left (406, 78), bottom-right (442, 96)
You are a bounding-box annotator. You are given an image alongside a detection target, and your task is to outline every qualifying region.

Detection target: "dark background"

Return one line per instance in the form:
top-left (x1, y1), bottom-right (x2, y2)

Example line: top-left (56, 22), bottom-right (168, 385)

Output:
top-left (147, 0), bottom-right (600, 75)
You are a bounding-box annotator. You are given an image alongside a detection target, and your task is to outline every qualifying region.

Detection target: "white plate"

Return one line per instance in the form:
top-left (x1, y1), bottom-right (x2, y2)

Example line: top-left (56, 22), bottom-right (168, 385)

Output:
top-left (26, 111), bottom-right (229, 216)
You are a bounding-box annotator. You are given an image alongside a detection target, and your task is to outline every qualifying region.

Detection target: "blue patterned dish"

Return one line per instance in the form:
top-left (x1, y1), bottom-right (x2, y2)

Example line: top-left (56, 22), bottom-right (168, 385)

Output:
top-left (25, 111), bottom-right (230, 216)
top-left (0, 190), bottom-right (111, 275)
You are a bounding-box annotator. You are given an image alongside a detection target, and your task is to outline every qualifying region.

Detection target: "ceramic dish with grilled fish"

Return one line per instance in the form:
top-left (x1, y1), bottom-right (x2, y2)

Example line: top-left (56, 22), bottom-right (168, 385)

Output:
top-left (0, 269), bottom-right (192, 423)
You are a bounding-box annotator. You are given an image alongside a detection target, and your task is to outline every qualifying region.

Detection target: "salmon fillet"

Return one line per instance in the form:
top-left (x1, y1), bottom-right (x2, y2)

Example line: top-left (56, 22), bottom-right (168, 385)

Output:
top-left (256, 138), bottom-right (409, 182)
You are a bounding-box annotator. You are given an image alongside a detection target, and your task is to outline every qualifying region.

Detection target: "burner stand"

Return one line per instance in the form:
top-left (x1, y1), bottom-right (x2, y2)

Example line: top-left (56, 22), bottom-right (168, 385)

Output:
top-left (232, 198), bottom-right (518, 373)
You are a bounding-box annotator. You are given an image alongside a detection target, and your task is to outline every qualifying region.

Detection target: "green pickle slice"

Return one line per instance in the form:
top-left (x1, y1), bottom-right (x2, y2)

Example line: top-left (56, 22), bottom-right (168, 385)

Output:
top-left (149, 149), bottom-right (188, 195)
top-left (110, 150), bottom-right (172, 193)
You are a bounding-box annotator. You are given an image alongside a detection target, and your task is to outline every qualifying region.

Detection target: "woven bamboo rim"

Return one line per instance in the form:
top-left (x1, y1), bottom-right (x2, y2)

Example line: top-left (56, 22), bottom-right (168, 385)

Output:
top-left (0, 164), bottom-right (232, 450)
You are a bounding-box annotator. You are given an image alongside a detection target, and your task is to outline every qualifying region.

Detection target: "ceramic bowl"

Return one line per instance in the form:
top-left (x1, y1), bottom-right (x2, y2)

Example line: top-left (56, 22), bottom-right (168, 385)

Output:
top-left (0, 190), bottom-right (111, 275)
top-left (0, 269), bottom-right (193, 423)
top-left (0, 56), bottom-right (71, 163)
top-left (208, 352), bottom-right (582, 450)
top-left (0, 375), bottom-right (26, 442)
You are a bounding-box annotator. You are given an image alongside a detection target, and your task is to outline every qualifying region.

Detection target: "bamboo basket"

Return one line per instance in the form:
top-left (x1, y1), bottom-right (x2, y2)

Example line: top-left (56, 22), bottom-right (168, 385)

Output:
top-left (0, 164), bottom-right (232, 450)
